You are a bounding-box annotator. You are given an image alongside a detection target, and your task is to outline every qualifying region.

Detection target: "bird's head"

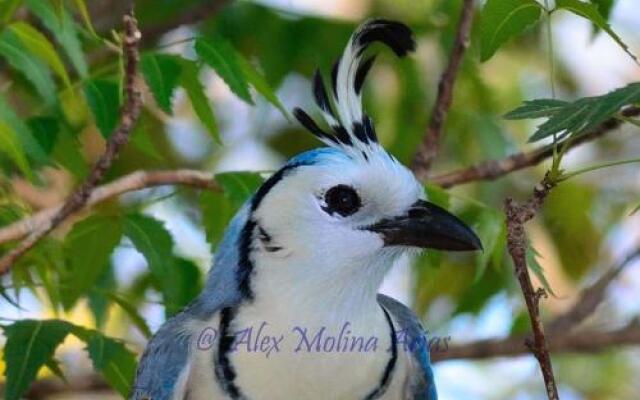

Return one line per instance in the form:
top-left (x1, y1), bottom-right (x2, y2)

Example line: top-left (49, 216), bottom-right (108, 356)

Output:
top-left (234, 20), bottom-right (481, 298)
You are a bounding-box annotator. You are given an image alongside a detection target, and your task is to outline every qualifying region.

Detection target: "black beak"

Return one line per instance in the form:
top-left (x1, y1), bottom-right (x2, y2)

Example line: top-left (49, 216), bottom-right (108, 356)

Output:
top-left (367, 200), bottom-right (482, 251)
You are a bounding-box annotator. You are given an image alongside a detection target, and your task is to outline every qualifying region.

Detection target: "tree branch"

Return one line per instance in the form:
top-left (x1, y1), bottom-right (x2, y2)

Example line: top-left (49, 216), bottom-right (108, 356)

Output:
top-left (504, 175), bottom-right (559, 400)
top-left (0, 11), bottom-right (142, 275)
top-left (430, 106), bottom-right (640, 188)
top-left (411, 0), bottom-right (475, 180)
top-left (548, 249), bottom-right (640, 333)
top-left (0, 170), bottom-right (218, 245)
top-left (433, 321), bottom-right (640, 362)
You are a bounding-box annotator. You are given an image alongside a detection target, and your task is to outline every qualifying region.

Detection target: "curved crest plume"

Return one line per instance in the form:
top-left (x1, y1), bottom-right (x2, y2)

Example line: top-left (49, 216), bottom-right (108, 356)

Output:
top-left (293, 19), bottom-right (416, 156)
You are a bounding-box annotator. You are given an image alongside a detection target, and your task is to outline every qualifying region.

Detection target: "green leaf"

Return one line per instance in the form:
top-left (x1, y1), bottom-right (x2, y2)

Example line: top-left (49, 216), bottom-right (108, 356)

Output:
top-left (26, 0), bottom-right (88, 77)
top-left (88, 265), bottom-right (116, 329)
top-left (0, 0), bottom-right (22, 23)
top-left (0, 30), bottom-right (57, 104)
top-left (195, 36), bottom-right (253, 104)
top-left (514, 82), bottom-right (640, 142)
top-left (200, 190), bottom-right (235, 249)
top-left (123, 214), bottom-right (178, 314)
top-left (61, 215), bottom-right (123, 310)
top-left (504, 99), bottom-right (569, 120)
top-left (71, 0), bottom-right (98, 38)
top-left (108, 293), bottom-right (152, 338)
top-left (171, 257), bottom-right (203, 314)
top-left (84, 79), bottom-right (121, 139)
top-left (27, 116), bottom-right (59, 155)
top-left (237, 55), bottom-right (289, 119)
top-left (180, 59), bottom-right (220, 142)
top-left (0, 96), bottom-right (48, 165)
top-left (71, 328), bottom-right (136, 397)
top-left (140, 53), bottom-right (182, 113)
top-left (44, 358), bottom-right (67, 382)
top-left (590, 0), bottom-right (615, 22)
top-left (425, 184), bottom-right (450, 209)
top-left (51, 128), bottom-right (88, 178)
top-left (215, 171), bottom-right (264, 207)
top-left (474, 209), bottom-right (506, 281)
top-left (0, 120), bottom-right (32, 179)
top-left (480, 0), bottom-right (543, 61)
top-left (526, 244), bottom-right (556, 296)
top-left (2, 320), bottom-right (72, 400)
top-left (8, 22), bottom-right (72, 88)
top-left (556, 0), bottom-right (637, 63)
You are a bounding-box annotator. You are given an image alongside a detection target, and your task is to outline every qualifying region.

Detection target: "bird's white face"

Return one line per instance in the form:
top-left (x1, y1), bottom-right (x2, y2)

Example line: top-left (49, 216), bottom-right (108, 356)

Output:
top-left (250, 149), bottom-right (480, 299)
top-left (253, 151), bottom-right (423, 271)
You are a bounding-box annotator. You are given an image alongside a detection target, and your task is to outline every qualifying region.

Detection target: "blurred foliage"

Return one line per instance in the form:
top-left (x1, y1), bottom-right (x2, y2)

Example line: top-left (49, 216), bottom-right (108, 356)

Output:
top-left (0, 0), bottom-right (638, 399)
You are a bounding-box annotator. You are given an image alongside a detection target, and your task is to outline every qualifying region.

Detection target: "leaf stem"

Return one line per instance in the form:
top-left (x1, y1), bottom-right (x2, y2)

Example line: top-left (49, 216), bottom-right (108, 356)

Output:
top-left (558, 157), bottom-right (640, 182)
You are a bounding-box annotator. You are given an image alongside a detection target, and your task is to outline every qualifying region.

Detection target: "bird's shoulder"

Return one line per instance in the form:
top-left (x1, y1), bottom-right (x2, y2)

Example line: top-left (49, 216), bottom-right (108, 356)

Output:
top-left (376, 293), bottom-right (437, 400)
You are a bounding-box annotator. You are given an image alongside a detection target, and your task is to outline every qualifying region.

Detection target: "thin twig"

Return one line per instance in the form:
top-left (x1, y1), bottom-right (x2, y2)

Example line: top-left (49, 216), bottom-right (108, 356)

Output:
top-left (431, 106), bottom-right (640, 188)
top-left (0, 170), bottom-right (218, 245)
top-left (548, 249), bottom-right (640, 333)
top-left (433, 321), bottom-right (640, 362)
top-left (0, 12), bottom-right (142, 275)
top-left (504, 175), bottom-right (558, 400)
top-left (411, 0), bottom-right (475, 180)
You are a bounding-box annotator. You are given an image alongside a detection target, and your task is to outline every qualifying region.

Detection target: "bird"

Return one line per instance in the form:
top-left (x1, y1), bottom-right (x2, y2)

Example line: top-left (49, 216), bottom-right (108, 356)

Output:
top-left (132, 19), bottom-right (482, 400)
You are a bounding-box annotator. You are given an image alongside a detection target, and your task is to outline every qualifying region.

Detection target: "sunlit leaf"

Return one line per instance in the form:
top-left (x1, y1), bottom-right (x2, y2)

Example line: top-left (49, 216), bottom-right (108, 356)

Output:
top-left (195, 36), bottom-right (253, 104)
top-left (0, 120), bottom-right (32, 179)
top-left (0, 0), bottom-right (22, 23)
top-left (84, 79), bottom-right (121, 139)
top-left (2, 320), bottom-right (72, 400)
top-left (140, 53), bottom-right (182, 114)
top-left (8, 22), bottom-right (72, 88)
top-left (26, 0), bottom-right (88, 77)
top-left (0, 30), bottom-right (57, 104)
top-left (480, 0), bottom-right (543, 61)
top-left (556, 0), bottom-right (637, 63)
top-left (71, 0), bottom-right (98, 38)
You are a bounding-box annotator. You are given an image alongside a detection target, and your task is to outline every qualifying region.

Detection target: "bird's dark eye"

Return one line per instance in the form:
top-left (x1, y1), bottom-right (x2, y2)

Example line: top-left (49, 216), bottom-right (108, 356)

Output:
top-left (323, 185), bottom-right (362, 217)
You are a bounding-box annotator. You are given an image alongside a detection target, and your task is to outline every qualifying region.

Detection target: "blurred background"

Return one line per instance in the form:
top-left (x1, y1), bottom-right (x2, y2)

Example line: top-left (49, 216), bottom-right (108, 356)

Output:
top-left (1, 0), bottom-right (639, 399)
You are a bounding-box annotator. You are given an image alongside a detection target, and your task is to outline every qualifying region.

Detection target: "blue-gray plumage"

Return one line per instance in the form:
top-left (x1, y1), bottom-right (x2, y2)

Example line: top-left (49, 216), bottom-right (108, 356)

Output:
top-left (132, 19), bottom-right (481, 400)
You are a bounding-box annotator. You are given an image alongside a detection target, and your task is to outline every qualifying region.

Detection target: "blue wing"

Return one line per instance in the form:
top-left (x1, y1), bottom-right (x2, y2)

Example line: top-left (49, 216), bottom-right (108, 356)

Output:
top-left (131, 205), bottom-right (251, 399)
top-left (377, 294), bottom-right (437, 400)
top-left (131, 312), bottom-right (193, 399)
